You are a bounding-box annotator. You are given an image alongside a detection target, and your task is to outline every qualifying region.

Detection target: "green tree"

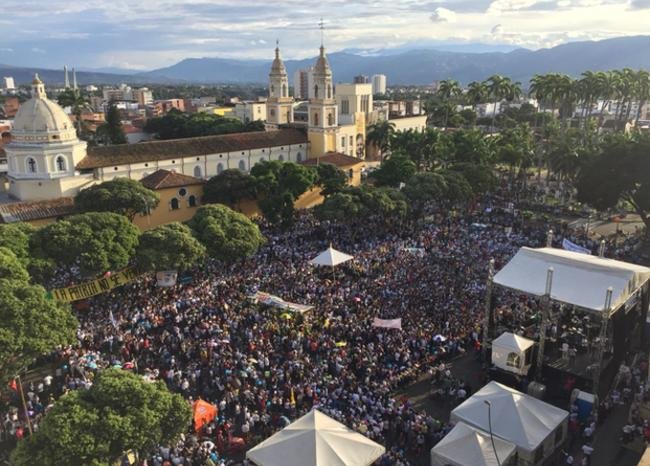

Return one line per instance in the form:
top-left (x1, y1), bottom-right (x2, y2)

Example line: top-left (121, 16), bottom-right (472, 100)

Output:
top-left (31, 212), bottom-right (140, 277)
top-left (577, 133), bottom-right (650, 236)
top-left (95, 103), bottom-right (127, 145)
top-left (403, 172), bottom-right (448, 214)
top-left (449, 163), bottom-right (497, 195)
top-left (0, 278), bottom-right (77, 386)
top-left (436, 79), bottom-right (462, 127)
top-left (314, 185), bottom-right (407, 224)
top-left (258, 192), bottom-right (297, 229)
top-left (0, 222), bottom-right (35, 262)
top-left (11, 369), bottom-right (191, 466)
top-left (75, 178), bottom-right (160, 221)
top-left (0, 247), bottom-right (30, 282)
top-left (144, 109), bottom-right (264, 140)
top-left (440, 170), bottom-right (473, 203)
top-left (135, 223), bottom-right (206, 272)
top-left (316, 163), bottom-right (348, 196)
top-left (187, 204), bottom-right (265, 261)
top-left (371, 152), bottom-right (417, 188)
top-left (57, 89), bottom-right (90, 133)
top-left (366, 120), bottom-right (396, 161)
top-left (203, 169), bottom-right (257, 208)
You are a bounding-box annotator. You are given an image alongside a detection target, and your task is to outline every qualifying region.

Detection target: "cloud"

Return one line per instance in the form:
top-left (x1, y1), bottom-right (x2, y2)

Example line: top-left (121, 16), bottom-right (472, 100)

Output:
top-left (430, 7), bottom-right (457, 21)
top-left (30, 47), bottom-right (45, 53)
top-left (629, 0), bottom-right (650, 8)
top-left (491, 24), bottom-right (504, 35)
top-left (0, 48), bottom-right (14, 53)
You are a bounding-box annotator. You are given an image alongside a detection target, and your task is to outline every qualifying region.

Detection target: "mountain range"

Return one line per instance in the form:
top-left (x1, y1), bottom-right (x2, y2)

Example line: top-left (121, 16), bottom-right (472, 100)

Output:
top-left (3, 36), bottom-right (650, 87)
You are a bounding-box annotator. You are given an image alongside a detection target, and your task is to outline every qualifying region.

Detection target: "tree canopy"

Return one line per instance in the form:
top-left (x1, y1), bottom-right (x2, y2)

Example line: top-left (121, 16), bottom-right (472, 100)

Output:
top-left (203, 169), bottom-right (257, 207)
top-left (95, 103), bottom-right (127, 145)
top-left (144, 109), bottom-right (264, 140)
top-left (0, 222), bottom-right (35, 262)
top-left (370, 152), bottom-right (416, 188)
top-left (74, 178), bottom-right (160, 221)
top-left (0, 278), bottom-right (77, 386)
top-left (135, 223), bottom-right (206, 272)
top-left (30, 212), bottom-right (140, 277)
top-left (187, 204), bottom-right (265, 262)
top-left (11, 369), bottom-right (191, 466)
top-left (315, 163), bottom-right (348, 196)
top-left (315, 185), bottom-right (407, 223)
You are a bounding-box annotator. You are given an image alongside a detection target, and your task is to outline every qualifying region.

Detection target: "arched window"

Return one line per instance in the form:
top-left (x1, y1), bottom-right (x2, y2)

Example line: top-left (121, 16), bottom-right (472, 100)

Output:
top-left (270, 109), bottom-right (276, 117)
top-left (278, 154), bottom-right (284, 162)
top-left (170, 198), bottom-right (180, 210)
top-left (271, 84), bottom-right (275, 94)
top-left (314, 84), bottom-right (319, 98)
top-left (327, 112), bottom-right (334, 125)
top-left (188, 195), bottom-right (197, 207)
top-left (217, 163), bottom-right (224, 174)
top-left (506, 352), bottom-right (521, 368)
top-left (327, 85), bottom-right (332, 99)
top-left (56, 155), bottom-right (66, 172)
top-left (313, 113), bottom-right (319, 126)
top-left (26, 157), bottom-right (37, 173)
top-left (296, 152), bottom-right (302, 162)
top-left (193, 165), bottom-right (202, 178)
top-left (238, 160), bottom-right (246, 171)
top-left (282, 84), bottom-right (287, 97)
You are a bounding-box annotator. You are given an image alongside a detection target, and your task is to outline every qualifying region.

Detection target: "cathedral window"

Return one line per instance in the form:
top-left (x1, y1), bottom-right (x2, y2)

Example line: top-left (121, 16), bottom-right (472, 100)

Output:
top-left (188, 195), bottom-right (197, 207)
top-left (296, 152), bottom-right (302, 162)
top-left (56, 155), bottom-right (66, 172)
top-left (238, 160), bottom-right (246, 171)
top-left (170, 198), bottom-right (180, 210)
top-left (217, 163), bottom-right (224, 174)
top-left (271, 85), bottom-right (275, 94)
top-left (194, 165), bottom-right (202, 178)
top-left (270, 109), bottom-right (276, 117)
top-left (327, 113), bottom-right (334, 126)
top-left (313, 113), bottom-right (319, 126)
top-left (282, 84), bottom-right (287, 97)
top-left (314, 84), bottom-right (319, 98)
top-left (278, 154), bottom-right (284, 162)
top-left (327, 86), bottom-right (332, 99)
top-left (26, 157), bottom-right (37, 173)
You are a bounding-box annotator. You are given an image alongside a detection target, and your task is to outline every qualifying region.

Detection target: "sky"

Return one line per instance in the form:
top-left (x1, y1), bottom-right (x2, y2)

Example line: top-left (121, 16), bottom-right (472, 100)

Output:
top-left (1, 0), bottom-right (649, 71)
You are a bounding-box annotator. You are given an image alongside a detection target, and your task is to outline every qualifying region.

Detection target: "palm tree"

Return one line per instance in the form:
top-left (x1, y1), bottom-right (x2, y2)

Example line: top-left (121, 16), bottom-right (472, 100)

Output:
top-left (57, 88), bottom-right (90, 133)
top-left (366, 120), bottom-right (396, 163)
top-left (436, 79), bottom-right (462, 127)
top-left (633, 70), bottom-right (650, 124)
top-left (466, 81), bottom-right (487, 110)
top-left (485, 75), bottom-right (520, 131)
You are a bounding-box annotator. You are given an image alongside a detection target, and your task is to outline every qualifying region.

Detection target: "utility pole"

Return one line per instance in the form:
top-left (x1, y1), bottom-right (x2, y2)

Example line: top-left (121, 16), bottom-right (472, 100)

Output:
top-left (484, 400), bottom-right (501, 466)
top-left (482, 258), bottom-right (496, 359)
top-left (535, 267), bottom-right (554, 382)
top-left (593, 287), bottom-right (613, 398)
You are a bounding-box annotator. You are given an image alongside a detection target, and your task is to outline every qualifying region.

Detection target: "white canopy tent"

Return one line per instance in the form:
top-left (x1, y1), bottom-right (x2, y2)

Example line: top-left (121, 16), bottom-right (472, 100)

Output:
top-left (493, 247), bottom-right (650, 312)
top-left (246, 410), bottom-right (385, 466)
top-left (451, 381), bottom-right (568, 465)
top-left (430, 421), bottom-right (516, 466)
top-left (491, 332), bottom-right (535, 375)
top-left (310, 246), bottom-right (354, 267)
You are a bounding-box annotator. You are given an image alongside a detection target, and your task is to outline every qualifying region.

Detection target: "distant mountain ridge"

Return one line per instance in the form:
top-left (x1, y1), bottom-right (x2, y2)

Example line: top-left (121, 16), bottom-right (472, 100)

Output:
top-left (4, 36), bottom-right (650, 87)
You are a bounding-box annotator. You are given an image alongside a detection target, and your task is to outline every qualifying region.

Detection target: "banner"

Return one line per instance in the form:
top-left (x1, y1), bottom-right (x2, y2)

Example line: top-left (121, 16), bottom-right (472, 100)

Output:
top-left (156, 270), bottom-right (177, 287)
top-left (562, 238), bottom-right (591, 255)
top-left (372, 318), bottom-right (402, 330)
top-left (193, 399), bottom-right (218, 432)
top-left (250, 291), bottom-right (313, 313)
top-left (50, 268), bottom-right (141, 302)
top-left (403, 247), bottom-right (425, 256)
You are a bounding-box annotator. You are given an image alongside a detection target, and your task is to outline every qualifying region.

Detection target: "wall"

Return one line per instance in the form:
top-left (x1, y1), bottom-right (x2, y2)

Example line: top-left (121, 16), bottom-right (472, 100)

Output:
top-left (133, 183), bottom-right (202, 230)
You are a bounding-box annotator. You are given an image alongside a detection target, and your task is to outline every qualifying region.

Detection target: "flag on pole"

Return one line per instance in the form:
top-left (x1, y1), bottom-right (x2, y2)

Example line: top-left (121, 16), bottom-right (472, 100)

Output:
top-left (109, 310), bottom-right (118, 329)
top-left (562, 238), bottom-right (591, 255)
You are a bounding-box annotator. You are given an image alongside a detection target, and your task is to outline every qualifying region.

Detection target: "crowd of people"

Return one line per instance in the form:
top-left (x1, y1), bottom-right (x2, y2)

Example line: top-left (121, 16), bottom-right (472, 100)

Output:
top-left (1, 183), bottom-right (646, 466)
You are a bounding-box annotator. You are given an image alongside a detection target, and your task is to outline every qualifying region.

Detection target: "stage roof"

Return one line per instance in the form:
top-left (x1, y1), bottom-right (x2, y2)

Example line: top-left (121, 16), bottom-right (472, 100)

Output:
top-left (493, 247), bottom-right (650, 312)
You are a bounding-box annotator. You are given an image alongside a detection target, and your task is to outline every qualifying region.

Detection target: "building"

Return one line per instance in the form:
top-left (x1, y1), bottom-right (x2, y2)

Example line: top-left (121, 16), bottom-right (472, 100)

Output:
top-left (293, 67), bottom-right (314, 100)
top-left (103, 84), bottom-right (133, 102)
top-left (307, 45), bottom-right (339, 158)
top-left (149, 99), bottom-right (185, 117)
top-left (5, 75), bottom-right (94, 201)
top-left (133, 88), bottom-right (153, 106)
top-left (353, 75), bottom-right (369, 84)
top-left (133, 169), bottom-right (203, 230)
top-left (234, 101), bottom-right (267, 123)
top-left (2, 77), bottom-right (15, 92)
top-left (266, 44), bottom-right (294, 129)
top-left (2, 97), bottom-right (20, 118)
top-left (371, 74), bottom-right (387, 95)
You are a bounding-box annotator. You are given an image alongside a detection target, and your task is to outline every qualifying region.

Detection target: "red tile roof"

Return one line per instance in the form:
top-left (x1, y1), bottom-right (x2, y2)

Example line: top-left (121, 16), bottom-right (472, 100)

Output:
top-left (301, 152), bottom-right (364, 167)
top-left (140, 169), bottom-right (204, 190)
top-left (77, 128), bottom-right (308, 170)
top-left (0, 197), bottom-right (75, 223)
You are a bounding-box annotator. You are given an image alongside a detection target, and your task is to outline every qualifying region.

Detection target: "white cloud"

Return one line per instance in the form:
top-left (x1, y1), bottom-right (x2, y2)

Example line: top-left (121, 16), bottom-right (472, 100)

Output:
top-left (30, 47), bottom-right (45, 53)
top-left (430, 7), bottom-right (457, 22)
top-left (0, 48), bottom-right (14, 53)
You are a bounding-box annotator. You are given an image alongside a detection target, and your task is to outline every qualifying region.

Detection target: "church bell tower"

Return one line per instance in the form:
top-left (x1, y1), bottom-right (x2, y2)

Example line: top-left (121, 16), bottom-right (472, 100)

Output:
top-left (266, 42), bottom-right (293, 129)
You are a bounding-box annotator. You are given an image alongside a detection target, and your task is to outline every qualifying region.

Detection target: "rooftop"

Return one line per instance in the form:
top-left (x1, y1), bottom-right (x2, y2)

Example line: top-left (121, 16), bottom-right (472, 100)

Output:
top-left (76, 128), bottom-right (308, 170)
top-left (0, 197), bottom-right (75, 223)
top-left (140, 169), bottom-right (204, 190)
top-left (301, 152), bottom-right (364, 168)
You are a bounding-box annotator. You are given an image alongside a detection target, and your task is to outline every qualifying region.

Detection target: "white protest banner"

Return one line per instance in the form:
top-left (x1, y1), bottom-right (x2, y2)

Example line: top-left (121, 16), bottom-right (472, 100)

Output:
top-left (372, 318), bottom-right (402, 329)
top-left (156, 271), bottom-right (178, 287)
top-left (250, 291), bottom-right (314, 313)
top-left (562, 238), bottom-right (591, 255)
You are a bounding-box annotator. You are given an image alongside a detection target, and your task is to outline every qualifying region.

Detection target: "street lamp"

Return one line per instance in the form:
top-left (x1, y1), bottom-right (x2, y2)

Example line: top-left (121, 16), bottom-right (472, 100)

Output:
top-left (484, 400), bottom-right (501, 466)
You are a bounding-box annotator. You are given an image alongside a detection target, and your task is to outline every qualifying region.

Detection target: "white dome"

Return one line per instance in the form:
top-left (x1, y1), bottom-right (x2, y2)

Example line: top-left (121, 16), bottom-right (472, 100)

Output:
top-left (11, 75), bottom-right (77, 144)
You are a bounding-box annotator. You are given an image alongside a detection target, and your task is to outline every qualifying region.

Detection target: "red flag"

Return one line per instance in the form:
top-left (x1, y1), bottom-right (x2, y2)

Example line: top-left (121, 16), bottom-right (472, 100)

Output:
top-left (193, 399), bottom-right (218, 432)
top-left (8, 379), bottom-right (17, 393)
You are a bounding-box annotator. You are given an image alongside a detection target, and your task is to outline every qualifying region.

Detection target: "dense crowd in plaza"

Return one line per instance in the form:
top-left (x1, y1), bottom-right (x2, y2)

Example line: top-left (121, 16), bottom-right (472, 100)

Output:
top-left (1, 184), bottom-right (643, 465)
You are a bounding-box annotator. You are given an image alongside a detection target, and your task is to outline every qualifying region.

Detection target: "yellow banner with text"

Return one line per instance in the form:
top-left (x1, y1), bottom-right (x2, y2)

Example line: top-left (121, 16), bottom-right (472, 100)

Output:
top-left (50, 268), bottom-right (141, 302)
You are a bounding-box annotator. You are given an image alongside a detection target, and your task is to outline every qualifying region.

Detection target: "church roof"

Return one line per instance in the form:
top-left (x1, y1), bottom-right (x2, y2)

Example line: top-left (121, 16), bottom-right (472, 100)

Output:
top-left (77, 129), bottom-right (308, 170)
top-left (270, 46), bottom-right (287, 76)
top-left (140, 169), bottom-right (204, 190)
top-left (313, 46), bottom-right (332, 77)
top-left (301, 152), bottom-right (363, 167)
top-left (0, 197), bottom-right (75, 223)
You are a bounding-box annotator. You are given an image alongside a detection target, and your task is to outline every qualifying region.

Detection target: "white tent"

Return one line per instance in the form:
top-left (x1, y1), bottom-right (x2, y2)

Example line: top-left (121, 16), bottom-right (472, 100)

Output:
top-left (310, 246), bottom-right (354, 267)
top-left (431, 421), bottom-right (516, 466)
top-left (246, 410), bottom-right (385, 466)
top-left (451, 381), bottom-right (568, 464)
top-left (491, 332), bottom-right (535, 375)
top-left (493, 247), bottom-right (650, 312)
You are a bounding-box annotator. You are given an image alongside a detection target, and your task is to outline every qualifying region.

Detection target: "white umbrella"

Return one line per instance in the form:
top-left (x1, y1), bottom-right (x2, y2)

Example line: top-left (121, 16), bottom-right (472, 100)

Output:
top-left (246, 410), bottom-right (385, 466)
top-left (310, 246), bottom-right (354, 267)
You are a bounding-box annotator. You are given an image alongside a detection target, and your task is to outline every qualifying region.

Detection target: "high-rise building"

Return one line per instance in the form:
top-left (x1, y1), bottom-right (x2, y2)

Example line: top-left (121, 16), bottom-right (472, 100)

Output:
top-left (292, 67), bottom-right (314, 100)
top-left (3, 77), bottom-right (15, 91)
top-left (354, 75), bottom-right (369, 84)
top-left (133, 88), bottom-right (154, 106)
top-left (372, 74), bottom-right (387, 95)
